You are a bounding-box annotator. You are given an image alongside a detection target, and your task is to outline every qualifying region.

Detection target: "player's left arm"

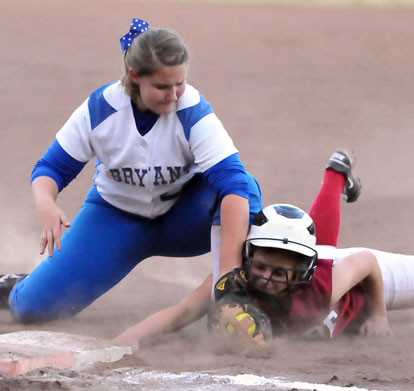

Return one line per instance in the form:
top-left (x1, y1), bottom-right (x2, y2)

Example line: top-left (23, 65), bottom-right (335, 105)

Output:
top-left (113, 274), bottom-right (212, 350)
top-left (187, 102), bottom-right (251, 277)
top-left (331, 250), bottom-right (392, 336)
top-left (219, 194), bottom-right (249, 275)
top-left (203, 154), bottom-right (251, 279)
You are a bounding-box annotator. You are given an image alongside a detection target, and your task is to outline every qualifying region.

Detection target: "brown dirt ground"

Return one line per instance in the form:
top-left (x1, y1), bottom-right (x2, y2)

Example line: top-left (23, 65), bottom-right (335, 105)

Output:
top-left (1, 0), bottom-right (414, 390)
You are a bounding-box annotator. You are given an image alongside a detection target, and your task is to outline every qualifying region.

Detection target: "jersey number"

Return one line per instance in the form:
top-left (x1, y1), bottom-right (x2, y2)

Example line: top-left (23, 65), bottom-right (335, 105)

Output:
top-left (323, 310), bottom-right (338, 338)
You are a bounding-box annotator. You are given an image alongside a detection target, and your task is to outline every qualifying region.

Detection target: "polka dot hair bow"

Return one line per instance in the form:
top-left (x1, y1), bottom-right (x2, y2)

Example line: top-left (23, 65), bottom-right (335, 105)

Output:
top-left (120, 18), bottom-right (149, 53)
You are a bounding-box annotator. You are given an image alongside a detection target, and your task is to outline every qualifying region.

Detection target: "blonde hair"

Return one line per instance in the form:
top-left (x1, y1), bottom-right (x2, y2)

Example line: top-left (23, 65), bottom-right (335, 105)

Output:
top-left (121, 29), bottom-right (189, 102)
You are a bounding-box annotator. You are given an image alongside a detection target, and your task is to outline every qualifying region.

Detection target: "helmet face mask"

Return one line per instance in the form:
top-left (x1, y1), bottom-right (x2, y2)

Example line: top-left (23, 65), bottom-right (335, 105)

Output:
top-left (244, 243), bottom-right (317, 297)
top-left (243, 204), bottom-right (318, 298)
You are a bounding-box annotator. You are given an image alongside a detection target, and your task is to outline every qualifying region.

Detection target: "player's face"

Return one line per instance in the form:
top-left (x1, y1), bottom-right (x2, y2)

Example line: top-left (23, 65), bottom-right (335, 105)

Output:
top-left (130, 64), bottom-right (188, 115)
top-left (248, 248), bottom-right (301, 295)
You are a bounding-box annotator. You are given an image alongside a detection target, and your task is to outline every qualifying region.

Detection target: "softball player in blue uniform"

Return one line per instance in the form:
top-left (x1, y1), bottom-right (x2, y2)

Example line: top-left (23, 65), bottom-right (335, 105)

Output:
top-left (8, 19), bottom-right (262, 322)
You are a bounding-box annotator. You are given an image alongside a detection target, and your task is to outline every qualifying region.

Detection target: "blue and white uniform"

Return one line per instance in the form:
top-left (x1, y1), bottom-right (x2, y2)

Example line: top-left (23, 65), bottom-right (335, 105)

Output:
top-left (9, 81), bottom-right (262, 322)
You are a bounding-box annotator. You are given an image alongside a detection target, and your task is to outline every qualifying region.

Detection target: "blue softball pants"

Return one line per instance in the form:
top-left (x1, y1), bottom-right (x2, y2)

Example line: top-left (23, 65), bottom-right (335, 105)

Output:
top-left (9, 174), bottom-right (261, 323)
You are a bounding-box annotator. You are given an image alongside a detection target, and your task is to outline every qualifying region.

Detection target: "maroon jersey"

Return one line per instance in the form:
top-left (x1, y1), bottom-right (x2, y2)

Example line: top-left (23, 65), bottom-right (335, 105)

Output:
top-left (255, 259), bottom-right (367, 338)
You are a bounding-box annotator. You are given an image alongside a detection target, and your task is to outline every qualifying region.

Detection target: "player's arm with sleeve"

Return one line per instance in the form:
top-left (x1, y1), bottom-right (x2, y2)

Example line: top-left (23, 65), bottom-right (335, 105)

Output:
top-left (331, 250), bottom-right (392, 336)
top-left (205, 154), bottom-right (250, 277)
top-left (188, 99), bottom-right (250, 282)
top-left (113, 274), bottom-right (212, 350)
top-left (31, 100), bottom-right (92, 256)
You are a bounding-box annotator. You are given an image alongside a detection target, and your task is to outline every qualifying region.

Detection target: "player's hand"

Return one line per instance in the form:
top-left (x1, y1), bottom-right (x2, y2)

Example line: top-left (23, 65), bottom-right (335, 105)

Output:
top-left (37, 202), bottom-right (71, 257)
top-left (112, 329), bottom-right (140, 351)
top-left (208, 274), bottom-right (273, 356)
top-left (208, 299), bottom-right (273, 355)
top-left (358, 314), bottom-right (393, 337)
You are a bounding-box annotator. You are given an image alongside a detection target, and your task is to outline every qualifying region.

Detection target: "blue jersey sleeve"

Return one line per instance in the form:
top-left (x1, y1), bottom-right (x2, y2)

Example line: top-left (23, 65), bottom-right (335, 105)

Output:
top-left (31, 139), bottom-right (87, 192)
top-left (203, 153), bottom-right (249, 200)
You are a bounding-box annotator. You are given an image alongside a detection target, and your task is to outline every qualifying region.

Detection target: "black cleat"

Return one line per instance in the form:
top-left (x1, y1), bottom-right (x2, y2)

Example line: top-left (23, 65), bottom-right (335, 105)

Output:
top-left (0, 274), bottom-right (28, 309)
top-left (326, 150), bottom-right (362, 203)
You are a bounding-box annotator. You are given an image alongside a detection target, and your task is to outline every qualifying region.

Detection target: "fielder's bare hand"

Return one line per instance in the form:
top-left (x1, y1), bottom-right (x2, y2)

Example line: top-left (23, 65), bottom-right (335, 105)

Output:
top-left (32, 176), bottom-right (71, 257)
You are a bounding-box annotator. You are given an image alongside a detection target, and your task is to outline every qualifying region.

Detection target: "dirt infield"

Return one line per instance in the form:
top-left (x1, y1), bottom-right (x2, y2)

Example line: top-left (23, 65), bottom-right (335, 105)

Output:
top-left (1, 0), bottom-right (414, 389)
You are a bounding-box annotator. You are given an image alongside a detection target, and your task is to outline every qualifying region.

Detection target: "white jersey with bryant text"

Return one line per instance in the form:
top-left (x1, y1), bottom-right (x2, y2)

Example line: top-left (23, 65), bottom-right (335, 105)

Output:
top-left (56, 81), bottom-right (238, 217)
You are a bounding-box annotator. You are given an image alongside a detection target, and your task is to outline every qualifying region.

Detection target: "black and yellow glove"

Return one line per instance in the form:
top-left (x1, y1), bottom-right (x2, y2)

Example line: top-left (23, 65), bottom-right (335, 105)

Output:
top-left (213, 268), bottom-right (248, 302)
top-left (209, 269), bottom-right (273, 355)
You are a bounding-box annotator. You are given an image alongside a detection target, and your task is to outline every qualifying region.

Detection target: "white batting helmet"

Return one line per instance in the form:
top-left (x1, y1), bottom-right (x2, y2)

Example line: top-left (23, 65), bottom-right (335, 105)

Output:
top-left (243, 204), bottom-right (318, 295)
top-left (246, 204), bottom-right (317, 256)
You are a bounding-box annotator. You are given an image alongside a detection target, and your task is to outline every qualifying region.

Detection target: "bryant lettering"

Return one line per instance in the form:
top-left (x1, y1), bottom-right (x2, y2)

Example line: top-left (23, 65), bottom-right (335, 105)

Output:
top-left (109, 165), bottom-right (191, 187)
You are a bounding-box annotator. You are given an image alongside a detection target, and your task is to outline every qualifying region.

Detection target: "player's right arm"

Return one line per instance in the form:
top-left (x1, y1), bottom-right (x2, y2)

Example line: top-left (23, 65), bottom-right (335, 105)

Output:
top-left (31, 138), bottom-right (87, 256)
top-left (31, 99), bottom-right (92, 256)
top-left (113, 274), bottom-right (212, 350)
top-left (331, 250), bottom-right (392, 337)
top-left (31, 176), bottom-right (70, 257)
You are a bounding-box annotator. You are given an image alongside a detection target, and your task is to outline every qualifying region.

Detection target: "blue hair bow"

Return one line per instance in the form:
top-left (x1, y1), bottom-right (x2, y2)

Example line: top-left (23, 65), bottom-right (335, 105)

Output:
top-left (120, 18), bottom-right (149, 53)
